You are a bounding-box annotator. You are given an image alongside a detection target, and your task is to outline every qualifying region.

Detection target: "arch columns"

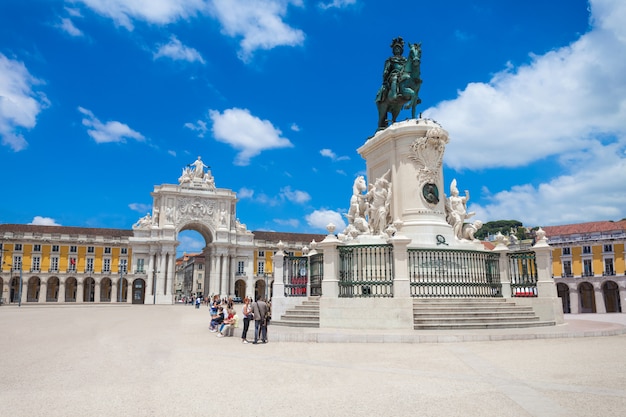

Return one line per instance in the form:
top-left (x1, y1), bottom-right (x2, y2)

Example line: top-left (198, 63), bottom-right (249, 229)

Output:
top-left (593, 282), bottom-right (606, 313)
top-left (568, 283), bottom-right (579, 313)
top-left (94, 279), bottom-right (101, 303)
top-left (619, 283), bottom-right (626, 312)
top-left (38, 280), bottom-right (47, 303)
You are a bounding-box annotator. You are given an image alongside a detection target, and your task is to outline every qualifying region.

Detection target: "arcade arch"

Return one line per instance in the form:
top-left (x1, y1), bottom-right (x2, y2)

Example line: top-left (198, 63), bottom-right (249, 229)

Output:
top-left (603, 280), bottom-right (621, 313)
top-left (47, 277), bottom-right (59, 302)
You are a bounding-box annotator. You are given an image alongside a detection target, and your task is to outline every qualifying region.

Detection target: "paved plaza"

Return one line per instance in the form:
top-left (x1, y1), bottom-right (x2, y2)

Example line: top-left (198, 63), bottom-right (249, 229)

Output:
top-left (1, 304), bottom-right (625, 417)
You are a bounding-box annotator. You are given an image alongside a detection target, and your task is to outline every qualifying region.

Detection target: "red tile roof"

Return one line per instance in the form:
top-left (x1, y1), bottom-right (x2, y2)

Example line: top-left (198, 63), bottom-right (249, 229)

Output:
top-left (542, 220), bottom-right (626, 237)
top-left (0, 223), bottom-right (133, 238)
top-left (251, 230), bottom-right (327, 244)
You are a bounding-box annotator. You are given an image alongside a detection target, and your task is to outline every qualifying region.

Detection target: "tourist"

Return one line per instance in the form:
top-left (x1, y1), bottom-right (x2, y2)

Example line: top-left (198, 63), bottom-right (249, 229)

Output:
top-left (218, 307), bottom-right (234, 334)
top-left (209, 306), bottom-right (224, 332)
top-left (251, 297), bottom-right (269, 344)
top-left (218, 308), bottom-right (239, 337)
top-left (241, 297), bottom-right (253, 344)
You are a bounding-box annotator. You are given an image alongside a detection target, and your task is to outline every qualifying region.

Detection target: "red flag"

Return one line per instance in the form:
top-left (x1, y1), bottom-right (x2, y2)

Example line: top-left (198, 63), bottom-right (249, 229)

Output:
top-left (70, 258), bottom-right (76, 265)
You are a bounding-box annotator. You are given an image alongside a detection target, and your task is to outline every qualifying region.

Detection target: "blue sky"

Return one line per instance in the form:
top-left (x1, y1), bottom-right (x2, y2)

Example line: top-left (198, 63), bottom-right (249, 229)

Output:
top-left (1, 0), bottom-right (625, 254)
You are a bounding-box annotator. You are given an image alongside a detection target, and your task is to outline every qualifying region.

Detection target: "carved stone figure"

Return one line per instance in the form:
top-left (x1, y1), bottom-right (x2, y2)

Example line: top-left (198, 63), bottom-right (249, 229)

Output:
top-left (190, 156), bottom-right (208, 178)
top-left (462, 220), bottom-right (483, 241)
top-left (346, 176), bottom-right (368, 224)
top-left (178, 167), bottom-right (193, 185)
top-left (375, 37), bottom-right (422, 130)
top-left (366, 170), bottom-right (392, 236)
top-left (165, 206), bottom-right (174, 223)
top-left (445, 179), bottom-right (475, 240)
top-left (133, 213), bottom-right (152, 229)
top-left (219, 208), bottom-right (227, 226)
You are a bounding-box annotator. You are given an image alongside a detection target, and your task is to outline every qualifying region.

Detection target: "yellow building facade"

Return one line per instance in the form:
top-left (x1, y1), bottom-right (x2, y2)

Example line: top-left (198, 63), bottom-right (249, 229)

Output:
top-left (0, 224), bottom-right (140, 304)
top-left (544, 220), bottom-right (626, 313)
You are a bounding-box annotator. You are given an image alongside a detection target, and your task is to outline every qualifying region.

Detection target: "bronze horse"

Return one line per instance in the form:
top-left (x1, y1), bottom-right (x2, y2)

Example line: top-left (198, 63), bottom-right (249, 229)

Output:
top-left (376, 42), bottom-right (422, 130)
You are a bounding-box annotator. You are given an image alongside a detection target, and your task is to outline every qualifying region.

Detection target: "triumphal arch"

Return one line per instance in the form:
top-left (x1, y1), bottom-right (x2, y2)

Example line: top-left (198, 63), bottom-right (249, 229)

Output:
top-left (130, 157), bottom-right (254, 304)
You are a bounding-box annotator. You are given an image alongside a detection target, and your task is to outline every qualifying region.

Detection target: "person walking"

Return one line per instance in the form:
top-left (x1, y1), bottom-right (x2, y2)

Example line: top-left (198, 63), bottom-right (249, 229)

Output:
top-left (241, 297), bottom-right (253, 344)
top-left (251, 297), bottom-right (269, 344)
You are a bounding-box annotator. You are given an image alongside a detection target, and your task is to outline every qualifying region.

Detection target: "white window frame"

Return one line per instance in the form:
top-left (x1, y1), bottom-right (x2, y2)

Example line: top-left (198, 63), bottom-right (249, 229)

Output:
top-left (31, 256), bottom-right (41, 272)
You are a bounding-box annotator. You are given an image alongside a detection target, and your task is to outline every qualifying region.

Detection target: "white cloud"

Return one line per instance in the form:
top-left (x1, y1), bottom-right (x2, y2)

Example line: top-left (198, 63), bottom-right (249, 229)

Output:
top-left (177, 232), bottom-right (206, 254)
top-left (306, 209), bottom-right (346, 232)
top-left (154, 36), bottom-right (205, 63)
top-left (290, 123), bottom-right (300, 132)
top-left (76, 0), bottom-right (306, 61)
top-left (425, 0), bottom-right (626, 225)
top-left (208, 0), bottom-right (305, 61)
top-left (280, 186), bottom-right (311, 204)
top-left (238, 187), bottom-right (255, 199)
top-left (0, 54), bottom-right (48, 151)
top-left (209, 108), bottom-right (293, 165)
top-left (318, 0), bottom-right (356, 10)
top-left (427, 0), bottom-right (626, 171)
top-left (65, 7), bottom-right (83, 17)
top-left (128, 203), bottom-right (151, 213)
top-left (320, 148), bottom-right (336, 159)
top-left (57, 17), bottom-right (84, 37)
top-left (78, 107), bottom-right (145, 143)
top-left (74, 0), bottom-right (206, 30)
top-left (184, 119), bottom-right (208, 137)
top-left (29, 216), bottom-right (60, 226)
top-left (168, 150), bottom-right (177, 157)
top-left (320, 148), bottom-right (350, 161)
top-left (471, 141), bottom-right (626, 226)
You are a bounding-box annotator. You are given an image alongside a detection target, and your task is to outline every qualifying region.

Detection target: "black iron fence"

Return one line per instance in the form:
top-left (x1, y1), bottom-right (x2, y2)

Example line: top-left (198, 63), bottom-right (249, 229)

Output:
top-left (283, 256), bottom-right (308, 297)
top-left (338, 244), bottom-right (394, 298)
top-left (408, 249), bottom-right (501, 297)
top-left (508, 251), bottom-right (538, 297)
top-left (310, 253), bottom-right (323, 296)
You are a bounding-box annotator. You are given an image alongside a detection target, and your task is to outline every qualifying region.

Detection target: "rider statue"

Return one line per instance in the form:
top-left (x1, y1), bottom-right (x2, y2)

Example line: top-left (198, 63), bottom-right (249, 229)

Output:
top-left (376, 37), bottom-right (407, 104)
top-left (375, 36), bottom-right (422, 130)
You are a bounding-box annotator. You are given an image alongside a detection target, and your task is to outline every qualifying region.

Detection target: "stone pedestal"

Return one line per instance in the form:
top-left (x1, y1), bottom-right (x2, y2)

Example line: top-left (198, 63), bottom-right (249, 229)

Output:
top-left (358, 120), bottom-right (469, 248)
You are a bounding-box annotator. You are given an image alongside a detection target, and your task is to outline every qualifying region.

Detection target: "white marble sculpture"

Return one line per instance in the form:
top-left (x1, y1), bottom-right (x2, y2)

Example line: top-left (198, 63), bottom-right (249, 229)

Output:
top-left (366, 169), bottom-right (392, 236)
top-left (342, 170), bottom-right (393, 239)
top-left (462, 220), bottom-right (483, 241)
top-left (178, 156), bottom-right (216, 189)
top-left (133, 213), bottom-right (152, 229)
top-left (445, 179), bottom-right (475, 240)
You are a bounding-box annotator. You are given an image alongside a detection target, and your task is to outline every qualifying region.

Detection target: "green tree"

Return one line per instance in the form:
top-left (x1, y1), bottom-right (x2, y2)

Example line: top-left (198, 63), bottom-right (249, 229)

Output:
top-left (474, 220), bottom-right (523, 240)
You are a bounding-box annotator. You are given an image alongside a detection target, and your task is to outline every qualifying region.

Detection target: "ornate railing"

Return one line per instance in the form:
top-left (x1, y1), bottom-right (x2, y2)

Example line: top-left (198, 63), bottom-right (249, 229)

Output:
top-left (408, 249), bottom-right (501, 297)
top-left (508, 251), bottom-right (537, 297)
top-left (310, 253), bottom-right (323, 296)
top-left (283, 256), bottom-right (308, 297)
top-left (339, 244), bottom-right (393, 298)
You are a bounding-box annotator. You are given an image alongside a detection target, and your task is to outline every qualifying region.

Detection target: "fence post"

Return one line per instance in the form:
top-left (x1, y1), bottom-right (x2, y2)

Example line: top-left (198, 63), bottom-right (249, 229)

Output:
top-left (272, 242), bottom-right (286, 298)
top-left (270, 242), bottom-right (286, 319)
top-left (492, 234), bottom-right (512, 298)
top-left (533, 229), bottom-right (557, 298)
top-left (389, 235), bottom-right (412, 298)
top-left (317, 224), bottom-right (341, 299)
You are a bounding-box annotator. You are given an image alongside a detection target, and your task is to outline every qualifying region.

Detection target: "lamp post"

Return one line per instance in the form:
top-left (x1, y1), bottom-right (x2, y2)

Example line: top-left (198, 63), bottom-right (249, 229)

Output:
top-left (152, 269), bottom-right (159, 305)
top-left (18, 264), bottom-right (23, 307)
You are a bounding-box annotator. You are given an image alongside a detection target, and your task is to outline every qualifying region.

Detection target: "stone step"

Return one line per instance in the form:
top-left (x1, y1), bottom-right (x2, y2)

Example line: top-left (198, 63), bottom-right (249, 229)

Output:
top-left (414, 315), bottom-right (540, 325)
top-left (414, 320), bottom-right (555, 330)
top-left (271, 320), bottom-right (319, 328)
top-left (278, 297), bottom-right (321, 328)
top-left (285, 310), bottom-right (320, 317)
top-left (413, 311), bottom-right (537, 321)
top-left (412, 298), bottom-right (546, 330)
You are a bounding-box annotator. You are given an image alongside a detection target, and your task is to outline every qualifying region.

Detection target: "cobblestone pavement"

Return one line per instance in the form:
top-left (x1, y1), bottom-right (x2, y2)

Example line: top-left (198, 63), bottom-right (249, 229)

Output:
top-left (1, 304), bottom-right (625, 417)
